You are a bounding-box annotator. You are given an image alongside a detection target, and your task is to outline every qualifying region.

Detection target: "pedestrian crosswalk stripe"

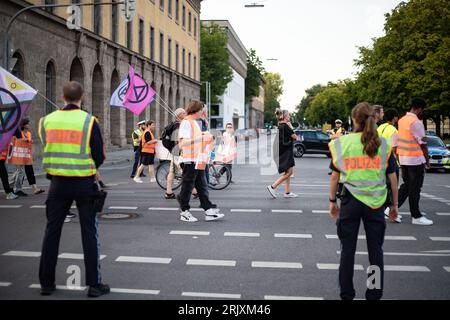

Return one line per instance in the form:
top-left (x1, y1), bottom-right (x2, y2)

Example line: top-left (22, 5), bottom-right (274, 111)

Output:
top-left (444, 267), bottom-right (450, 272)
top-left (182, 291), bottom-right (241, 299)
top-left (110, 288), bottom-right (160, 295)
top-left (264, 295), bottom-right (323, 300)
top-left (186, 259), bottom-right (236, 267)
top-left (3, 251), bottom-right (41, 257)
top-left (271, 209), bottom-right (303, 213)
top-left (230, 209), bottom-right (262, 213)
top-left (58, 253), bottom-right (107, 260)
top-left (148, 207), bottom-right (178, 211)
top-left (326, 235), bottom-right (416, 241)
top-left (252, 261), bottom-right (303, 269)
top-left (0, 282), bottom-right (12, 287)
top-left (116, 256), bottom-right (172, 264)
top-left (340, 251), bottom-right (450, 257)
top-left (224, 232), bottom-right (260, 237)
top-left (317, 263), bottom-right (364, 271)
top-left (29, 284), bottom-right (85, 291)
top-left (436, 213), bottom-right (450, 216)
top-left (108, 206), bottom-right (138, 210)
top-left (312, 210), bottom-right (329, 214)
top-left (429, 237), bottom-right (450, 242)
top-left (0, 205), bottom-right (22, 208)
top-left (30, 205), bottom-right (46, 209)
top-left (190, 208), bottom-right (204, 212)
top-left (274, 233), bottom-right (312, 239)
top-left (170, 230), bottom-right (210, 236)
top-left (384, 265), bottom-right (430, 272)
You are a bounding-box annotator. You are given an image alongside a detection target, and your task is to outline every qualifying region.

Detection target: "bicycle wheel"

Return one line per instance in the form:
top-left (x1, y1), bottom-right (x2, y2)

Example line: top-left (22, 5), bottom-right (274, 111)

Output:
top-left (171, 164), bottom-right (183, 191)
top-left (156, 161), bottom-right (170, 190)
top-left (208, 163), bottom-right (232, 190)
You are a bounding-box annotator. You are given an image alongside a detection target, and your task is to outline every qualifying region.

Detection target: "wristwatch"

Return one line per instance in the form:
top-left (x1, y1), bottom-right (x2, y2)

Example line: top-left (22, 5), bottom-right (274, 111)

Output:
top-left (329, 198), bottom-right (337, 203)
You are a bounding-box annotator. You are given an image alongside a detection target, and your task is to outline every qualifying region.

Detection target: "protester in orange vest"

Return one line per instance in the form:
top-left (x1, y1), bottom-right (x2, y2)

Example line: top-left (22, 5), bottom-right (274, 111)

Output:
top-left (396, 98), bottom-right (433, 226)
top-left (133, 120), bottom-right (157, 183)
top-left (10, 118), bottom-right (45, 196)
top-left (177, 100), bottom-right (224, 222)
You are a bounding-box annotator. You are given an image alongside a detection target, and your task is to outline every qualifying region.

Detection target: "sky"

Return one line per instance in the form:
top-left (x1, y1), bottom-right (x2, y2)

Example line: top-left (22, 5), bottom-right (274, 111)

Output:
top-left (201, 0), bottom-right (405, 111)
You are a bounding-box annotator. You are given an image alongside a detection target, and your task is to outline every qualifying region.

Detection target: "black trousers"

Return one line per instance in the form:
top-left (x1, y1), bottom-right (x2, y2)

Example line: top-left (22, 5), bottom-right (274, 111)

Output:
top-left (39, 177), bottom-right (102, 287)
top-left (0, 160), bottom-right (13, 194)
top-left (131, 146), bottom-right (140, 176)
top-left (337, 191), bottom-right (386, 300)
top-left (178, 163), bottom-right (212, 212)
top-left (398, 164), bottom-right (425, 219)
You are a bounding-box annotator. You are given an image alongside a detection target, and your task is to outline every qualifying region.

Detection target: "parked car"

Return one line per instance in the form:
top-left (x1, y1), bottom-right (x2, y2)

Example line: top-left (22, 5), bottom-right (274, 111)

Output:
top-left (425, 130), bottom-right (437, 136)
top-left (293, 130), bottom-right (331, 158)
top-left (426, 135), bottom-right (450, 172)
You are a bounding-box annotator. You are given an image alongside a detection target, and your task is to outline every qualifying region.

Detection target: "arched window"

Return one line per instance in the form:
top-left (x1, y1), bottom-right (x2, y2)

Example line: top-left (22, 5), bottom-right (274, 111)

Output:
top-left (11, 51), bottom-right (24, 79)
top-left (45, 61), bottom-right (56, 114)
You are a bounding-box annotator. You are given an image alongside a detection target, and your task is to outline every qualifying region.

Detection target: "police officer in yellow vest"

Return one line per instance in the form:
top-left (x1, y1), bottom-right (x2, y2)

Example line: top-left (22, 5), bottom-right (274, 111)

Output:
top-left (331, 119), bottom-right (346, 140)
top-left (38, 81), bottom-right (110, 297)
top-left (130, 120), bottom-right (146, 178)
top-left (329, 102), bottom-right (399, 300)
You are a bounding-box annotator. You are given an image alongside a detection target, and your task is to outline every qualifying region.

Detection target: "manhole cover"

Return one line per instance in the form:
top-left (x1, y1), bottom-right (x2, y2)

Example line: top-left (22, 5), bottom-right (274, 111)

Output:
top-left (98, 212), bottom-right (139, 220)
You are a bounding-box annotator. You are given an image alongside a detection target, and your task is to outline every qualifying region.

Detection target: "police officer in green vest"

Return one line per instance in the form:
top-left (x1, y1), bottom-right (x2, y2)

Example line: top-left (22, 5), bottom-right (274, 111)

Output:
top-left (38, 81), bottom-right (110, 297)
top-left (130, 120), bottom-right (147, 178)
top-left (328, 102), bottom-right (399, 300)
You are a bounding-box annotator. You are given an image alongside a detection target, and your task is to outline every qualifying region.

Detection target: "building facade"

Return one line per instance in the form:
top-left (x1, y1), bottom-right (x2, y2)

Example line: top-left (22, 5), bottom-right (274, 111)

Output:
top-left (202, 20), bottom-right (247, 130)
top-left (0, 0), bottom-right (202, 157)
top-left (248, 80), bottom-right (265, 129)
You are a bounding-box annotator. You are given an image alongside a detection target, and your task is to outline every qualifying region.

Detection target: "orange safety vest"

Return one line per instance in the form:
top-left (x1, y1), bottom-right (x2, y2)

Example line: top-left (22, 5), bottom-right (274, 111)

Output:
top-left (0, 150), bottom-right (7, 161)
top-left (180, 116), bottom-right (213, 170)
top-left (141, 129), bottom-right (156, 154)
top-left (397, 114), bottom-right (423, 157)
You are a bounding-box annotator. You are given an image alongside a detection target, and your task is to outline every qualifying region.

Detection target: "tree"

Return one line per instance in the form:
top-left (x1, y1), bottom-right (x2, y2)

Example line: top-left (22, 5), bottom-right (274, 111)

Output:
top-left (200, 23), bottom-right (233, 103)
top-left (245, 49), bottom-right (265, 104)
top-left (305, 83), bottom-right (348, 126)
top-left (264, 72), bottom-right (284, 125)
top-left (354, 0), bottom-right (450, 135)
top-left (293, 84), bottom-right (325, 125)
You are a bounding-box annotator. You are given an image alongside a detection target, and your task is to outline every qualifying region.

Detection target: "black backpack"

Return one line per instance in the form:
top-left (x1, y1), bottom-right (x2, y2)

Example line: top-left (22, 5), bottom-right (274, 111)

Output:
top-left (161, 122), bottom-right (179, 152)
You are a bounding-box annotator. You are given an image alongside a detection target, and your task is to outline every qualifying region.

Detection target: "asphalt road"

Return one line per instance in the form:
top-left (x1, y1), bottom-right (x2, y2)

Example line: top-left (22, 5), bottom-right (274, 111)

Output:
top-left (0, 136), bottom-right (449, 300)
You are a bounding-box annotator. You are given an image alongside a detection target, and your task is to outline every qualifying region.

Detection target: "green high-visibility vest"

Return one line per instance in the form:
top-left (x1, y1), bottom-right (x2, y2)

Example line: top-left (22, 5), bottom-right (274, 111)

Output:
top-left (377, 123), bottom-right (397, 142)
top-left (329, 133), bottom-right (392, 209)
top-left (131, 129), bottom-right (142, 147)
top-left (39, 109), bottom-right (96, 177)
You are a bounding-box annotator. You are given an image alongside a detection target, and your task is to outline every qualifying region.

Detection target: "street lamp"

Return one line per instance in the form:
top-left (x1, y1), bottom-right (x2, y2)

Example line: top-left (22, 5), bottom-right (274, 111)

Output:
top-left (245, 2), bottom-right (265, 8)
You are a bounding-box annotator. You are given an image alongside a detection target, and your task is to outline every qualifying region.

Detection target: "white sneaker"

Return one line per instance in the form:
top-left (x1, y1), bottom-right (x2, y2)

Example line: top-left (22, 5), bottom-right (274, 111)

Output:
top-left (6, 192), bottom-right (18, 200)
top-left (180, 211), bottom-right (198, 222)
top-left (412, 216), bottom-right (433, 226)
top-left (384, 207), bottom-right (402, 223)
top-left (133, 177), bottom-right (143, 183)
top-left (205, 208), bottom-right (224, 221)
top-left (64, 217), bottom-right (71, 223)
top-left (149, 178), bottom-right (157, 183)
top-left (284, 192), bottom-right (298, 198)
top-left (266, 185), bottom-right (277, 198)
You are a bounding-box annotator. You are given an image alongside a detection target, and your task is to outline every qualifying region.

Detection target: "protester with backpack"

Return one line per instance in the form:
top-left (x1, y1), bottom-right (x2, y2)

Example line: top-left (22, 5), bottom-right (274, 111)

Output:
top-left (162, 108), bottom-right (186, 199)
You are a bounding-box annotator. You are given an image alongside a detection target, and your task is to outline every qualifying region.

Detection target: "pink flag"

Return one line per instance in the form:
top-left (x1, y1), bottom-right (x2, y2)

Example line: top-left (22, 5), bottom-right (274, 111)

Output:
top-left (123, 65), bottom-right (156, 116)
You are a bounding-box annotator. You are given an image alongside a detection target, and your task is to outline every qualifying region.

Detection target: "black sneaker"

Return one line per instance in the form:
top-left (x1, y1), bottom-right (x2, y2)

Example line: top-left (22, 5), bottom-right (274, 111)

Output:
top-left (98, 181), bottom-right (107, 189)
top-left (66, 212), bottom-right (77, 219)
top-left (87, 283), bottom-right (110, 297)
top-left (130, 175), bottom-right (135, 179)
top-left (165, 193), bottom-right (176, 199)
top-left (15, 190), bottom-right (28, 197)
top-left (140, 173), bottom-right (146, 177)
top-left (40, 284), bottom-right (56, 296)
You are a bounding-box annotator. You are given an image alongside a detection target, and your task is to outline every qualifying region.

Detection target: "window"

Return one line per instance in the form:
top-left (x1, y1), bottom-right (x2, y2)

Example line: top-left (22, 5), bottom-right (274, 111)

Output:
top-left (301, 131), bottom-right (316, 140)
top-left (44, 0), bottom-right (55, 14)
top-left (45, 61), bottom-right (56, 115)
top-left (182, 48), bottom-right (185, 74)
top-left (175, 43), bottom-right (179, 72)
top-left (126, 21), bottom-right (132, 49)
top-left (175, 0), bottom-right (179, 22)
top-left (138, 19), bottom-right (144, 54)
top-left (150, 26), bottom-right (155, 60)
top-left (159, 32), bottom-right (164, 64)
top-left (93, 0), bottom-right (101, 34)
top-left (160, 0), bottom-right (164, 10)
top-left (182, 5), bottom-right (186, 29)
top-left (193, 55), bottom-right (197, 79)
top-left (111, 1), bottom-right (118, 42)
top-left (168, 0), bottom-right (172, 16)
top-left (194, 17), bottom-right (197, 38)
top-left (317, 132), bottom-right (330, 141)
top-left (188, 52), bottom-right (191, 77)
top-left (168, 38), bottom-right (172, 69)
top-left (188, 11), bottom-right (191, 33)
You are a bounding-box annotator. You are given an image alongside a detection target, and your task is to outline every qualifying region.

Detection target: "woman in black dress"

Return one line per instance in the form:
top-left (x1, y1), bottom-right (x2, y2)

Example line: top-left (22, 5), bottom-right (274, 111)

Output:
top-left (267, 109), bottom-right (299, 198)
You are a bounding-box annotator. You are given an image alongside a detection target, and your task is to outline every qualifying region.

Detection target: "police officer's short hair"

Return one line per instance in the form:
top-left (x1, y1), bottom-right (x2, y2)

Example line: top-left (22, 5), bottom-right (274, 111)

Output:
top-left (384, 109), bottom-right (399, 122)
top-left (63, 81), bottom-right (84, 103)
top-left (411, 98), bottom-right (426, 110)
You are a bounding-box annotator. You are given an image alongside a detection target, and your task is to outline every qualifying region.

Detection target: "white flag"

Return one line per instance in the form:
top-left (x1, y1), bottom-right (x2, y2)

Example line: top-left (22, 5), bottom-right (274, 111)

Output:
top-left (109, 77), bottom-right (128, 107)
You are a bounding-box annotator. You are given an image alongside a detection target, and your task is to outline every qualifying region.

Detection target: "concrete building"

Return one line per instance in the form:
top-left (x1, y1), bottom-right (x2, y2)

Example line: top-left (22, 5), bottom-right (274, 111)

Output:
top-left (248, 77), bottom-right (265, 129)
top-left (202, 20), bottom-right (247, 130)
top-left (0, 0), bottom-right (202, 157)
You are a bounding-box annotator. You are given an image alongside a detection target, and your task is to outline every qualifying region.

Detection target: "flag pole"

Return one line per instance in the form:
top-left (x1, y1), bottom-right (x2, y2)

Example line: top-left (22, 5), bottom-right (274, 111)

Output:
top-left (36, 91), bottom-right (61, 110)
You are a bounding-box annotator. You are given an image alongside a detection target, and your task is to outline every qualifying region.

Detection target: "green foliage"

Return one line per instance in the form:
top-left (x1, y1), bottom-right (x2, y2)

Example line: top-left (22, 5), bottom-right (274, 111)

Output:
top-left (264, 72), bottom-right (284, 124)
top-left (245, 49), bottom-right (265, 104)
top-left (294, 84), bottom-right (325, 125)
top-left (200, 23), bottom-right (233, 104)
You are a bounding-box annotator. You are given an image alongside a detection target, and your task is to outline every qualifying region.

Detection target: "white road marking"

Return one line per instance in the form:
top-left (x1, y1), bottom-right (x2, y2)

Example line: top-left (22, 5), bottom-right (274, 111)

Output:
top-left (108, 206), bottom-right (138, 210)
top-left (384, 265), bottom-right (430, 272)
top-left (399, 212), bottom-right (411, 215)
top-left (274, 233), bottom-right (312, 239)
top-left (71, 206), bottom-right (76, 209)
top-left (170, 230), bottom-right (210, 236)
top-left (326, 235), bottom-right (416, 241)
top-left (436, 213), bottom-right (450, 216)
top-left (339, 251), bottom-right (450, 257)
top-left (312, 210), bottom-right (329, 214)
top-left (116, 256), bottom-right (172, 264)
top-left (0, 205), bottom-right (22, 208)
top-left (317, 263), bottom-right (364, 271)
top-left (252, 261), bottom-right (303, 269)
top-left (190, 208), bottom-right (204, 212)
top-left (444, 267), bottom-right (450, 272)
top-left (148, 207), bottom-right (178, 211)
top-left (58, 253), bottom-right (106, 260)
top-left (110, 288), bottom-right (160, 295)
top-left (429, 237), bottom-right (450, 242)
top-left (290, 184), bottom-right (328, 187)
top-left (182, 292), bottom-right (241, 299)
top-left (0, 282), bottom-right (12, 287)
top-left (224, 232), bottom-right (260, 237)
top-left (230, 209), bottom-right (262, 213)
top-left (264, 295), bottom-right (323, 300)
top-left (3, 251), bottom-right (41, 257)
top-left (30, 205), bottom-right (46, 209)
top-left (186, 259), bottom-right (236, 267)
top-left (30, 284), bottom-right (85, 291)
top-left (271, 209), bottom-right (303, 213)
